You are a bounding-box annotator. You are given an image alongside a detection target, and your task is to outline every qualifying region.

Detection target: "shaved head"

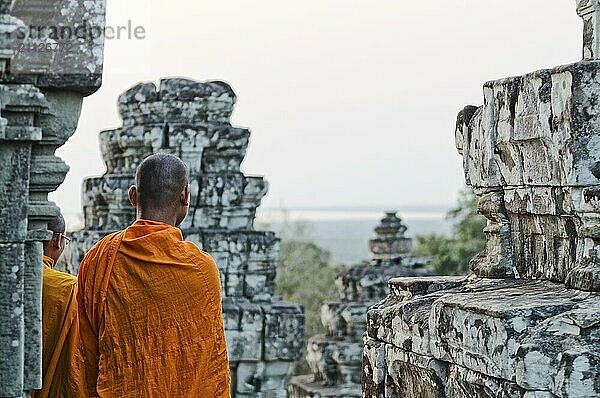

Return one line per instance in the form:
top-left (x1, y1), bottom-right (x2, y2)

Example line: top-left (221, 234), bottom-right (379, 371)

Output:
top-left (44, 213), bottom-right (67, 263)
top-left (48, 214), bottom-right (66, 234)
top-left (135, 154), bottom-right (189, 213)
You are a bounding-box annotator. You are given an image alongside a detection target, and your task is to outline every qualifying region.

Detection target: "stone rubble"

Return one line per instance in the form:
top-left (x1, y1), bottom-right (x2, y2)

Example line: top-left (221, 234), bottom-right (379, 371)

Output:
top-left (290, 212), bottom-right (432, 398)
top-left (362, 5), bottom-right (600, 398)
top-left (0, 1), bottom-right (106, 397)
top-left (66, 78), bottom-right (304, 398)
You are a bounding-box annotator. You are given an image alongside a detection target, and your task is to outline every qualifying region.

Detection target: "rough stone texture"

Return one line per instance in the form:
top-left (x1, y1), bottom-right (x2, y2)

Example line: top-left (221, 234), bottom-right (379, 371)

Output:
top-left (66, 78), bottom-right (304, 397)
top-left (290, 213), bottom-right (432, 398)
top-left (361, 6), bottom-right (600, 398)
top-left (1, 0), bottom-right (105, 92)
top-left (453, 60), bottom-right (600, 290)
top-left (0, 1), bottom-right (106, 397)
top-left (363, 278), bottom-right (599, 398)
top-left (578, 0), bottom-right (600, 60)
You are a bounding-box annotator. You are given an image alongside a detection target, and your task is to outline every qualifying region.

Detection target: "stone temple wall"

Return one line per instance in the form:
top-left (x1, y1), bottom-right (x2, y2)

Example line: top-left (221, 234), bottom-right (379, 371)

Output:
top-left (66, 78), bottom-right (304, 398)
top-left (290, 212), bottom-right (432, 398)
top-left (362, 5), bottom-right (600, 398)
top-left (0, 1), bottom-right (106, 397)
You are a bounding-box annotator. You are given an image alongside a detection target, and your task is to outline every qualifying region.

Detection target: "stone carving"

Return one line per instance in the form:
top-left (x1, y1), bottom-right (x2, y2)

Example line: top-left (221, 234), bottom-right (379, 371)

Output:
top-left (290, 212), bottom-right (431, 398)
top-left (454, 61), bottom-right (600, 290)
top-left (577, 0), bottom-right (600, 60)
top-left (67, 78), bottom-right (304, 397)
top-left (0, 1), bottom-right (106, 397)
top-left (362, 4), bottom-right (600, 398)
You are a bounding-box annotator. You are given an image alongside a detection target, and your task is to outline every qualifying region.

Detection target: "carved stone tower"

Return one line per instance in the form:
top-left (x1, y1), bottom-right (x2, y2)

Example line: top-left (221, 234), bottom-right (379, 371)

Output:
top-left (290, 212), bottom-right (431, 398)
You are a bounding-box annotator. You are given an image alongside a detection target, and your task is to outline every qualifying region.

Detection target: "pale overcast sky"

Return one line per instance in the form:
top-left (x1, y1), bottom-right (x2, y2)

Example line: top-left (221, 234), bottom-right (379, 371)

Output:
top-left (50, 0), bottom-right (581, 216)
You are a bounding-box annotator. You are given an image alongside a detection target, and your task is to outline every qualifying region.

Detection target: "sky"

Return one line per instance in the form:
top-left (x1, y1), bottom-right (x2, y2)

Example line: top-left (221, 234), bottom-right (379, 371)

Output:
top-left (50, 0), bottom-right (582, 216)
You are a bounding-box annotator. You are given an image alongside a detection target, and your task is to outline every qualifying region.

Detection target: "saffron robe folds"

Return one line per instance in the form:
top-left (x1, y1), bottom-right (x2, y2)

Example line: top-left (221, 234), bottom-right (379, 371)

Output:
top-left (32, 256), bottom-right (86, 398)
top-left (77, 219), bottom-right (230, 397)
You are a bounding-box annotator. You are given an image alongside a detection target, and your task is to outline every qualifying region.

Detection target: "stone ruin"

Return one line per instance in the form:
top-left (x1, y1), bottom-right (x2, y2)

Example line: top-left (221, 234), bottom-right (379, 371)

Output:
top-left (362, 4), bottom-right (600, 398)
top-left (290, 212), bottom-right (432, 398)
top-left (0, 1), bottom-right (106, 397)
top-left (65, 78), bottom-right (304, 397)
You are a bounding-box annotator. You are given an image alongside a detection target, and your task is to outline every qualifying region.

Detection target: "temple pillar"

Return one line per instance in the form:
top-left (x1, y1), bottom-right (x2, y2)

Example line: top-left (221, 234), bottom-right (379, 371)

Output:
top-left (0, 1), bottom-right (106, 396)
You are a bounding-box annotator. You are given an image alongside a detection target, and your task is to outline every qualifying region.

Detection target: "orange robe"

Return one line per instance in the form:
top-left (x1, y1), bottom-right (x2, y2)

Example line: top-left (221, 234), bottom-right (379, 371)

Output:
top-left (77, 219), bottom-right (230, 398)
top-left (32, 256), bottom-right (86, 398)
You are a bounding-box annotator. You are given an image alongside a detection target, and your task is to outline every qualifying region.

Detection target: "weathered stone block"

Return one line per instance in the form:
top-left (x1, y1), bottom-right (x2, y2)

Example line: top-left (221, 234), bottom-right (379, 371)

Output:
top-left (235, 360), bottom-right (294, 397)
top-left (361, 338), bottom-right (384, 397)
top-left (289, 374), bottom-right (361, 398)
top-left (515, 303), bottom-right (600, 397)
top-left (455, 61), bottom-right (600, 287)
top-left (259, 361), bottom-right (296, 391)
top-left (0, 143), bottom-right (30, 242)
top-left (0, 243), bottom-right (25, 397)
top-left (522, 392), bottom-right (558, 398)
top-left (118, 79), bottom-right (236, 127)
top-left (264, 302), bottom-right (304, 361)
top-left (333, 340), bottom-right (363, 385)
top-left (459, 62), bottom-right (600, 189)
top-left (341, 303), bottom-right (370, 341)
top-left (362, 336), bottom-right (447, 398)
top-left (365, 276), bottom-right (600, 397)
top-left (367, 287), bottom-right (448, 357)
top-left (226, 329), bottom-right (263, 362)
top-left (305, 335), bottom-right (340, 386)
top-left (22, 240), bottom-right (42, 388)
top-left (429, 280), bottom-right (589, 382)
top-left (387, 276), bottom-right (466, 299)
top-left (384, 345), bottom-right (446, 398)
top-left (223, 300), bottom-right (263, 362)
top-left (454, 61), bottom-right (600, 287)
top-left (445, 365), bottom-right (525, 398)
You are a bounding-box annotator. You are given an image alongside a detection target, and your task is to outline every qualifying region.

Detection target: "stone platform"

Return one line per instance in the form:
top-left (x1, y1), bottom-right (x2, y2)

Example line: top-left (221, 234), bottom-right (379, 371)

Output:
top-left (363, 277), bottom-right (599, 398)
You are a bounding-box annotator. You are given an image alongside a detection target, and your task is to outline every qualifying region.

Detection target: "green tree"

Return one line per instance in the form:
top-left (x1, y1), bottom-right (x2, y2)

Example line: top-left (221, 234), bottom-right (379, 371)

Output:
top-left (274, 232), bottom-right (341, 375)
top-left (413, 188), bottom-right (486, 275)
top-left (275, 239), bottom-right (340, 339)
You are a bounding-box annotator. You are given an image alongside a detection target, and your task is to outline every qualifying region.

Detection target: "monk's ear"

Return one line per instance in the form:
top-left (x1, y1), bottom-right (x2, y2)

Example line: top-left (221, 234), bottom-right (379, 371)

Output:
top-left (181, 184), bottom-right (190, 206)
top-left (128, 185), bottom-right (138, 208)
top-left (51, 233), bottom-right (62, 249)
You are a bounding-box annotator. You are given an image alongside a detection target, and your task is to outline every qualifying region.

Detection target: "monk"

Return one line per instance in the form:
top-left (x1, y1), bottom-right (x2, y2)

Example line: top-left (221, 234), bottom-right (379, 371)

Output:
top-left (77, 153), bottom-right (230, 397)
top-left (34, 214), bottom-right (86, 398)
